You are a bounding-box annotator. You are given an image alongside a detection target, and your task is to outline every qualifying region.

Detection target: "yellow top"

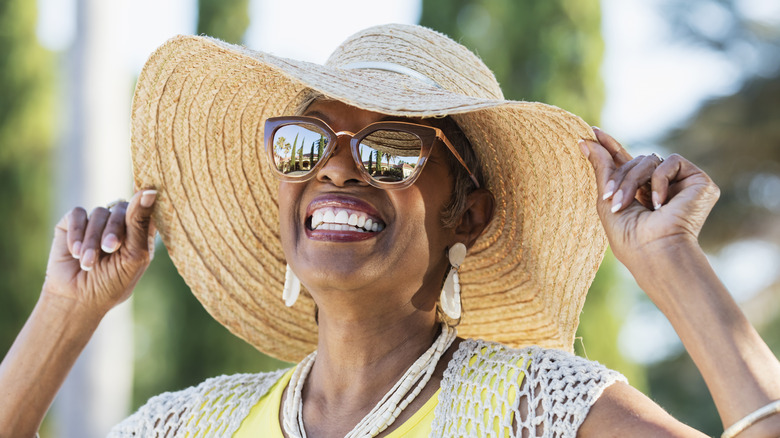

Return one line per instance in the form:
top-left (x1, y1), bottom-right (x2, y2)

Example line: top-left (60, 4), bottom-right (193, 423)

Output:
top-left (234, 347), bottom-right (527, 437)
top-left (233, 368), bottom-right (439, 437)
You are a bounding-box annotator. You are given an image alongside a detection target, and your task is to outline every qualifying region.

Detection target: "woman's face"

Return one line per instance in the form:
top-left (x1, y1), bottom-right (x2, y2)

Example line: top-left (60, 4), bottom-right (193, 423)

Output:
top-left (278, 100), bottom-right (458, 315)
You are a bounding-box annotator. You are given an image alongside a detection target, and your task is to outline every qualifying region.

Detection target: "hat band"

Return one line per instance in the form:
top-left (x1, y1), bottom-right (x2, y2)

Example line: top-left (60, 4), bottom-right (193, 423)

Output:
top-left (341, 61), bottom-right (442, 89)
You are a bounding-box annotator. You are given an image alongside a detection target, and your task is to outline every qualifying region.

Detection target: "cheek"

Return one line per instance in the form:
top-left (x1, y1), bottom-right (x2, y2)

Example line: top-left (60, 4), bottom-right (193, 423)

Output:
top-left (277, 182), bottom-right (302, 252)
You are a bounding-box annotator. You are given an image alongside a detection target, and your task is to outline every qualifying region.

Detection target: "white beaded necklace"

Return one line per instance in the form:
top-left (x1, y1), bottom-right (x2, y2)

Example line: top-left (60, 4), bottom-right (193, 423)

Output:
top-left (282, 323), bottom-right (457, 438)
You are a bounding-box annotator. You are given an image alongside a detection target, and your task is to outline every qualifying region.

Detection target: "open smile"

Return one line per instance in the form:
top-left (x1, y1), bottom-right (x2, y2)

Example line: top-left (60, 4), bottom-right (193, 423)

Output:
top-left (309, 207), bottom-right (385, 233)
top-left (304, 195), bottom-right (387, 241)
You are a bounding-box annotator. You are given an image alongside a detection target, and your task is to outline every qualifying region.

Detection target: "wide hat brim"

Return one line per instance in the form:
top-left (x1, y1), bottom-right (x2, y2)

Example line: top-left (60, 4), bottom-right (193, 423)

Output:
top-left (131, 27), bottom-right (607, 363)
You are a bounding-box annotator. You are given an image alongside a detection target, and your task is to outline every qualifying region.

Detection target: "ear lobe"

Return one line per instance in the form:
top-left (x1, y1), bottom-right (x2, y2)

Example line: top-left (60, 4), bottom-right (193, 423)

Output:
top-left (455, 188), bottom-right (495, 248)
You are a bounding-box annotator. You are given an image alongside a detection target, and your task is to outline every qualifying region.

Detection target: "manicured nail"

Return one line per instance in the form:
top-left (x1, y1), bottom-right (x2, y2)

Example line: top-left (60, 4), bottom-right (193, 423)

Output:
top-left (652, 191), bottom-right (661, 210)
top-left (592, 126), bottom-right (601, 132)
top-left (611, 189), bottom-right (623, 213)
top-left (80, 249), bottom-right (95, 271)
top-left (602, 180), bottom-right (615, 200)
top-left (140, 190), bottom-right (157, 208)
top-left (72, 241), bottom-right (82, 259)
top-left (101, 233), bottom-right (119, 253)
top-left (578, 140), bottom-right (589, 158)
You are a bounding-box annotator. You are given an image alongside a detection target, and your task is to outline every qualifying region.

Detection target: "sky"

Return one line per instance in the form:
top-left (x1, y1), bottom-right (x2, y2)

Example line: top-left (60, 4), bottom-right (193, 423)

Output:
top-left (35, 0), bottom-right (780, 364)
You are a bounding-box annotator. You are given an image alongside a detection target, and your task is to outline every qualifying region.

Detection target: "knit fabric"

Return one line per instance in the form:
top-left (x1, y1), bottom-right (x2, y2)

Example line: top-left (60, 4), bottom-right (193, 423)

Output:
top-left (430, 339), bottom-right (627, 437)
top-left (108, 341), bottom-right (625, 437)
top-left (108, 369), bottom-right (288, 437)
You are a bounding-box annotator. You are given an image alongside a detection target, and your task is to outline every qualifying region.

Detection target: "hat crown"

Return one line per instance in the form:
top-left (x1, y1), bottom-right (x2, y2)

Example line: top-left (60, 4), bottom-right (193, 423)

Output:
top-left (326, 24), bottom-right (504, 101)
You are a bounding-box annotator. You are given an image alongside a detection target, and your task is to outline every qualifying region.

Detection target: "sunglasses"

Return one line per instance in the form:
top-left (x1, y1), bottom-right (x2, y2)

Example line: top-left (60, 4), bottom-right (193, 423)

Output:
top-left (264, 116), bottom-right (480, 190)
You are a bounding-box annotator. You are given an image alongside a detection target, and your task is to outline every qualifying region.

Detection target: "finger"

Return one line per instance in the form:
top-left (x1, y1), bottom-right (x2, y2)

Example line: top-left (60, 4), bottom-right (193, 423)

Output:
top-left (124, 189), bottom-right (158, 258)
top-left (80, 207), bottom-right (111, 271)
top-left (579, 139), bottom-right (618, 209)
top-left (66, 207), bottom-right (88, 259)
top-left (593, 127), bottom-right (633, 166)
top-left (650, 154), bottom-right (715, 209)
top-left (611, 155), bottom-right (659, 213)
top-left (101, 202), bottom-right (129, 254)
top-left (602, 156), bottom-right (643, 202)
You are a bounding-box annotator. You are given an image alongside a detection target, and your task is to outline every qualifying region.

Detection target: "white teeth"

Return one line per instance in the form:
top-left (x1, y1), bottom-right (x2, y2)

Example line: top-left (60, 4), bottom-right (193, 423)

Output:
top-left (323, 210), bottom-right (336, 224)
top-left (309, 208), bottom-right (384, 232)
top-left (334, 210), bottom-right (349, 224)
top-left (312, 210), bottom-right (324, 228)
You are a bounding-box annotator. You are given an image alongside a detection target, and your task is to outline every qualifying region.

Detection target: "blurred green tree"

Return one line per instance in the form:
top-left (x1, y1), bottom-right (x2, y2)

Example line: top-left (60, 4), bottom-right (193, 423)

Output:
top-left (0, 0), bottom-right (54, 355)
top-left (420, 0), bottom-right (647, 389)
top-left (129, 0), bottom-right (288, 409)
top-left (197, 0), bottom-right (250, 45)
top-left (421, 0), bottom-right (604, 122)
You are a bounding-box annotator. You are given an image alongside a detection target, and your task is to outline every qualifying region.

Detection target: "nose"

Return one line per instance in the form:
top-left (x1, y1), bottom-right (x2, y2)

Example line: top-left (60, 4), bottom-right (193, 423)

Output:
top-left (315, 133), bottom-right (367, 187)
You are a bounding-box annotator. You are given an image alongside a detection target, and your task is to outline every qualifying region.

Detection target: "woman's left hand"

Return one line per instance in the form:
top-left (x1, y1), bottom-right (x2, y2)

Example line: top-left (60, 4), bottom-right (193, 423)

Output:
top-left (578, 128), bottom-right (720, 273)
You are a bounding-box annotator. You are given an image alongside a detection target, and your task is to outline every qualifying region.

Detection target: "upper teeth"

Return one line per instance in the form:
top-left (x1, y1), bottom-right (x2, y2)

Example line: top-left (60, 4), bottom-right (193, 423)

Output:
top-left (311, 208), bottom-right (384, 232)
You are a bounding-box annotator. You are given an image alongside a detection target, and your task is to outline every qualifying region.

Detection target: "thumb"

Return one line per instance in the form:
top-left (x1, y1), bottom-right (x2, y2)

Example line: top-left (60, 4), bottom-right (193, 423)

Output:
top-left (579, 139), bottom-right (617, 196)
top-left (124, 189), bottom-right (157, 257)
top-left (50, 213), bottom-right (75, 264)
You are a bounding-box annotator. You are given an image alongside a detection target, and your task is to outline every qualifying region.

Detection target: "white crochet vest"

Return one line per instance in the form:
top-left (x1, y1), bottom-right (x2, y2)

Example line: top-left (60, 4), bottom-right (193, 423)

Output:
top-left (109, 339), bottom-right (626, 437)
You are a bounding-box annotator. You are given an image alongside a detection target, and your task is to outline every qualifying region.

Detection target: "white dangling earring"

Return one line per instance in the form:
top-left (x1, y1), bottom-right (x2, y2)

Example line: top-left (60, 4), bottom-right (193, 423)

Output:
top-left (440, 243), bottom-right (467, 319)
top-left (283, 264), bottom-right (301, 307)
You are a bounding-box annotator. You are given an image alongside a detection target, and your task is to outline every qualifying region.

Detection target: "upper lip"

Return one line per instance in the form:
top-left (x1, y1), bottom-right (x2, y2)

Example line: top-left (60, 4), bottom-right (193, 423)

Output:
top-left (305, 194), bottom-right (386, 231)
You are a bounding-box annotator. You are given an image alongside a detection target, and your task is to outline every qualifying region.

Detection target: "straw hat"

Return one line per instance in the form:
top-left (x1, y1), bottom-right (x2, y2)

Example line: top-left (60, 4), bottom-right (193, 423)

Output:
top-left (131, 23), bottom-right (607, 362)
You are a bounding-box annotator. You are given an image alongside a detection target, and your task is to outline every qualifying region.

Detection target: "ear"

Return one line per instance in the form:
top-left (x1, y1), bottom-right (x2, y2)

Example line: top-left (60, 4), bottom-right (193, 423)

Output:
top-left (454, 188), bottom-right (494, 248)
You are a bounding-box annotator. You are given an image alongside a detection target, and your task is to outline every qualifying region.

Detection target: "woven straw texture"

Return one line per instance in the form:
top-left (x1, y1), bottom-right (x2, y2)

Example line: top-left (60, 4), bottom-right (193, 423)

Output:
top-left (130, 24), bottom-right (607, 362)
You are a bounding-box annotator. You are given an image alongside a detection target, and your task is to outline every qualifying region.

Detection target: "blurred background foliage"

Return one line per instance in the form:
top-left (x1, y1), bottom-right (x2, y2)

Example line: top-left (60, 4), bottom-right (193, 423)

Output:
top-left (0, 0), bottom-right (778, 436)
top-left (0, 0), bottom-right (54, 364)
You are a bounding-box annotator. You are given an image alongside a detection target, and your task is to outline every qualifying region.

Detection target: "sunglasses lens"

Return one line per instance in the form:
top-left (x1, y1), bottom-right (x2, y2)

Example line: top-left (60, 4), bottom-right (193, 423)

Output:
top-left (271, 123), bottom-right (329, 176)
top-left (357, 130), bottom-right (422, 183)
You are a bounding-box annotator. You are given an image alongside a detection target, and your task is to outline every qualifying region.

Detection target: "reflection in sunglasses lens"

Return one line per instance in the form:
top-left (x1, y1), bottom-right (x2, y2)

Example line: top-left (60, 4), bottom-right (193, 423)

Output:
top-left (358, 130), bottom-right (422, 182)
top-left (272, 123), bottom-right (328, 175)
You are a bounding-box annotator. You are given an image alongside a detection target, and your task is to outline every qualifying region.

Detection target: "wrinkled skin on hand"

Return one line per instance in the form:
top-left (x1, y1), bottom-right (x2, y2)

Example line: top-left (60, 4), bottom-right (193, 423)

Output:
top-left (579, 128), bottom-right (720, 271)
top-left (42, 189), bottom-right (158, 316)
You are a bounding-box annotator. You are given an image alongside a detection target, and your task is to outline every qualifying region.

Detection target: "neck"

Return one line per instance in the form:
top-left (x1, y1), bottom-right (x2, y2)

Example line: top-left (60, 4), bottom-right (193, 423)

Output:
top-left (294, 308), bottom-right (446, 437)
top-left (313, 307), bottom-right (439, 387)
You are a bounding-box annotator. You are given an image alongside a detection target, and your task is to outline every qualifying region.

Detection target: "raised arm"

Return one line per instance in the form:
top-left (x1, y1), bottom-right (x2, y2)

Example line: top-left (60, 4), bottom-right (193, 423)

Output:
top-left (0, 189), bottom-right (157, 438)
top-left (577, 129), bottom-right (780, 438)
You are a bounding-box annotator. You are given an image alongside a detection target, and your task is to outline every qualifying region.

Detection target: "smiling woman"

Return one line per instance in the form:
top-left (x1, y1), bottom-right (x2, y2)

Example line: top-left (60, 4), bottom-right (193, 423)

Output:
top-left (1, 23), bottom-right (779, 438)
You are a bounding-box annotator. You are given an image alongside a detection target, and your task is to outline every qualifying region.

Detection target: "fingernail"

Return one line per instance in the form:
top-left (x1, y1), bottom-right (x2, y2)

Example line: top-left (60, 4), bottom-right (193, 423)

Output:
top-left (80, 249), bottom-right (95, 271)
top-left (611, 189), bottom-right (623, 213)
top-left (101, 233), bottom-right (119, 253)
top-left (592, 126), bottom-right (601, 131)
top-left (72, 241), bottom-right (82, 259)
top-left (578, 140), bottom-right (589, 158)
top-left (140, 190), bottom-right (157, 208)
top-left (652, 191), bottom-right (661, 210)
top-left (602, 180), bottom-right (615, 200)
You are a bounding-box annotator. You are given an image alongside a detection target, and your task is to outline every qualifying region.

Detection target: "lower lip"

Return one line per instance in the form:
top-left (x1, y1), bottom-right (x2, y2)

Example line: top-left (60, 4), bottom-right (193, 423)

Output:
top-left (305, 227), bottom-right (377, 242)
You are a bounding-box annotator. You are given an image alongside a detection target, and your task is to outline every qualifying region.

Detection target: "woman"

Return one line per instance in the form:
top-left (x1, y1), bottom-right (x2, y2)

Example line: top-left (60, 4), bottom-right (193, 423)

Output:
top-left (1, 23), bottom-right (779, 437)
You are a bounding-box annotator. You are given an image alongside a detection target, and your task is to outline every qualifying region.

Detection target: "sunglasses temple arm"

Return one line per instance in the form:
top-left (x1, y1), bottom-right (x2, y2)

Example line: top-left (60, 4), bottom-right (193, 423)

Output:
top-left (439, 134), bottom-right (480, 189)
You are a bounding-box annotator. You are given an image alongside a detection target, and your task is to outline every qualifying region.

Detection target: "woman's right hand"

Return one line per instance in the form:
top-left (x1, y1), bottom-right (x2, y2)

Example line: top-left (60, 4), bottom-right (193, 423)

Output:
top-left (42, 189), bottom-right (158, 316)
